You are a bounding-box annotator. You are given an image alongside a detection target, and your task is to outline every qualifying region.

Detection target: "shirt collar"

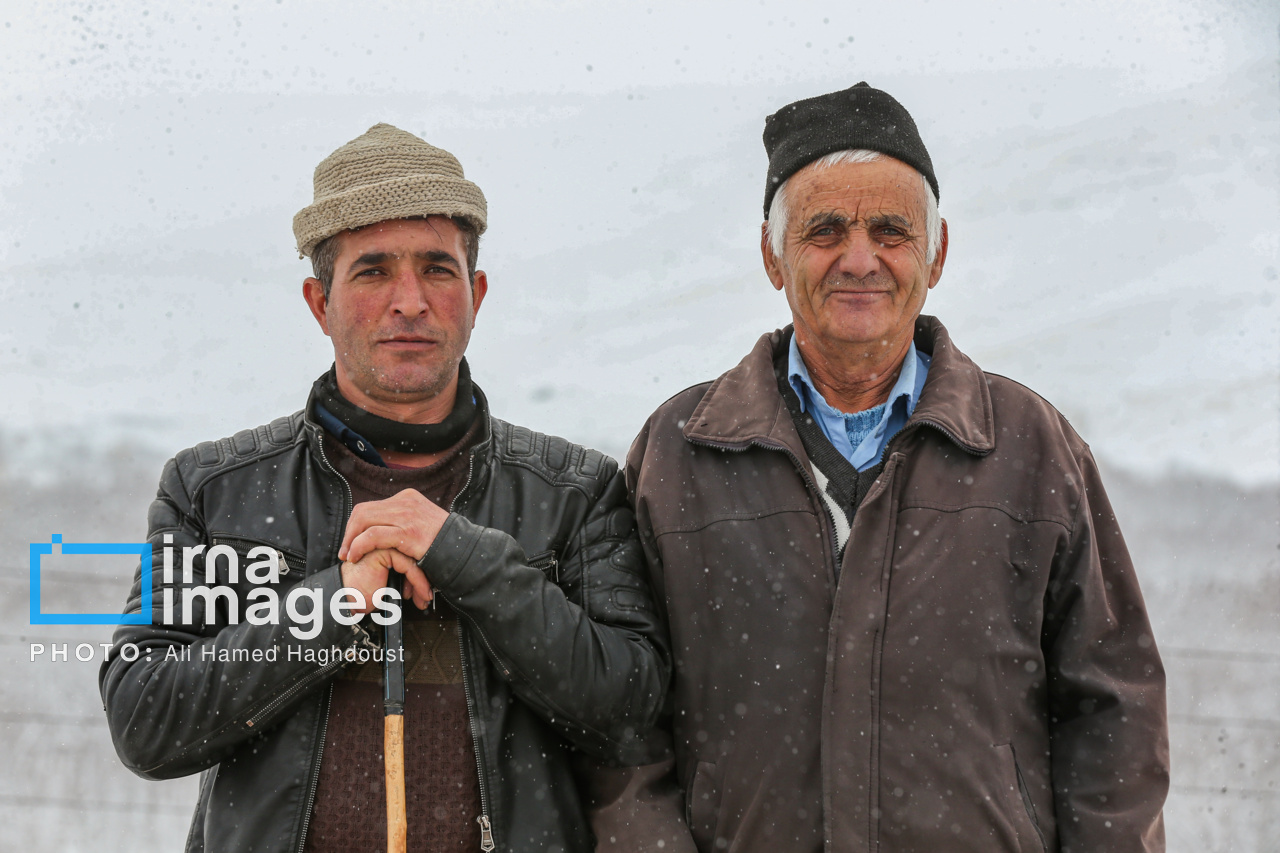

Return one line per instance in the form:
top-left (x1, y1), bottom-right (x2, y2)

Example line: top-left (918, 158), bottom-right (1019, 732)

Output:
top-left (787, 332), bottom-right (923, 418)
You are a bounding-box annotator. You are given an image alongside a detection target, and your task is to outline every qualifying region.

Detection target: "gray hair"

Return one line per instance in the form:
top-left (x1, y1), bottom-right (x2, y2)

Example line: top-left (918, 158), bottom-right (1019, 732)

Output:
top-left (765, 149), bottom-right (941, 264)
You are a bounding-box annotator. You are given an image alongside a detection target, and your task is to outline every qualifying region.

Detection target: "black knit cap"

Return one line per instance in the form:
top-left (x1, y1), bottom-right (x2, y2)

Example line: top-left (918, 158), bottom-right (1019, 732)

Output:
top-left (762, 82), bottom-right (938, 218)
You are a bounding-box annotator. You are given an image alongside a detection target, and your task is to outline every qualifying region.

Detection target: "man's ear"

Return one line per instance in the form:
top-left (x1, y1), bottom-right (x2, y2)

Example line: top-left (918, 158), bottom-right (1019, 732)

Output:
top-left (927, 219), bottom-right (949, 291)
top-left (302, 278), bottom-right (331, 335)
top-left (469, 270), bottom-right (489, 328)
top-left (761, 223), bottom-right (786, 292)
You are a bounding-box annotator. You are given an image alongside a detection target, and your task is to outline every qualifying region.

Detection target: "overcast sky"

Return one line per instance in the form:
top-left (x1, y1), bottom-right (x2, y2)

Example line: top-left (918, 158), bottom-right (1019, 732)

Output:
top-left (1, 0), bottom-right (1277, 485)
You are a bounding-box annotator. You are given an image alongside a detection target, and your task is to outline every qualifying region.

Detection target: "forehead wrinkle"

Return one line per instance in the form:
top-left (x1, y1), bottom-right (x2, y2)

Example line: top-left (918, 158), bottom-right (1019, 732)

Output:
top-left (793, 178), bottom-right (923, 220)
top-left (790, 162), bottom-right (928, 221)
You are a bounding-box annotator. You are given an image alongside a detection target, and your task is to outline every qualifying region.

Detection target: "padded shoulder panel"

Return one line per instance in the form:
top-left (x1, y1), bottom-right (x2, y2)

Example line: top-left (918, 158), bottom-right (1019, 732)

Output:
top-left (175, 412), bottom-right (305, 494)
top-left (490, 418), bottom-right (615, 494)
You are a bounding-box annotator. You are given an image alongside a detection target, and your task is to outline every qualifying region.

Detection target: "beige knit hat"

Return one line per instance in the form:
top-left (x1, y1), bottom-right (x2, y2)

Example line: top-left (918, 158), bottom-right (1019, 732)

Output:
top-left (292, 123), bottom-right (488, 257)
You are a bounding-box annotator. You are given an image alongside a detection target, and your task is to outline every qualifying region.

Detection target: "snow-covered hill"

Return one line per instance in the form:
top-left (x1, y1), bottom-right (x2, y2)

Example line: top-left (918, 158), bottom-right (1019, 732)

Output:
top-left (1, 59), bottom-right (1276, 484)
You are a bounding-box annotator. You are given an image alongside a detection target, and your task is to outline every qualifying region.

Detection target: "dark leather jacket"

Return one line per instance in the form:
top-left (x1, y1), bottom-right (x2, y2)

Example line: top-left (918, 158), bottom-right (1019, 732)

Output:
top-left (99, 389), bottom-right (671, 853)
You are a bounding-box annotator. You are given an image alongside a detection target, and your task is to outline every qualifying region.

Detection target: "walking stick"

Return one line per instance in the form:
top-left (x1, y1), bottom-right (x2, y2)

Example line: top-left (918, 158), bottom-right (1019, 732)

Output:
top-left (384, 572), bottom-right (407, 853)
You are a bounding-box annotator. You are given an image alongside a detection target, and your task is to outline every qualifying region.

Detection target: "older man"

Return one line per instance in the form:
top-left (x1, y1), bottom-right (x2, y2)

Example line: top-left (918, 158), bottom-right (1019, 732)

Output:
top-left (100, 124), bottom-right (669, 852)
top-left (627, 84), bottom-right (1169, 852)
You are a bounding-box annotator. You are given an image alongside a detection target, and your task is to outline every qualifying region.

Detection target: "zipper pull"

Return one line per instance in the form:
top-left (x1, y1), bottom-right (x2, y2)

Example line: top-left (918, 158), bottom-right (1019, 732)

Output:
top-left (476, 814), bottom-right (495, 852)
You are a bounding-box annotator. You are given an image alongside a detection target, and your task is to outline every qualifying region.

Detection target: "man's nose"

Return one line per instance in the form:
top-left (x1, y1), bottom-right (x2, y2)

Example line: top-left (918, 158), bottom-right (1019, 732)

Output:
top-left (388, 269), bottom-right (430, 316)
top-left (834, 229), bottom-right (881, 280)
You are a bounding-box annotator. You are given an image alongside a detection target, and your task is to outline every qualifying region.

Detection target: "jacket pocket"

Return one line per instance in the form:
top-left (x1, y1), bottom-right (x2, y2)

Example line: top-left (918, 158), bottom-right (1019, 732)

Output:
top-left (207, 534), bottom-right (304, 580)
top-left (206, 536), bottom-right (304, 626)
top-left (994, 743), bottom-right (1048, 853)
top-left (685, 759), bottom-right (720, 852)
top-left (528, 549), bottom-right (559, 582)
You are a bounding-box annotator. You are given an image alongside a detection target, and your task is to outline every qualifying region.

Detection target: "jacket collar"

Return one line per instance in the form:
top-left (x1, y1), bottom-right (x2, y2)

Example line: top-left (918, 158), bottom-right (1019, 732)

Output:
top-left (907, 315), bottom-right (995, 455)
top-left (684, 314), bottom-right (995, 456)
top-left (302, 376), bottom-right (497, 490)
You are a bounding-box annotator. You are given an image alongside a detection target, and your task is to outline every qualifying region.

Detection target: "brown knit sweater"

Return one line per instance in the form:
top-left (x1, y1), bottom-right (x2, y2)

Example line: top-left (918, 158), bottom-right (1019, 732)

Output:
top-left (304, 419), bottom-right (483, 852)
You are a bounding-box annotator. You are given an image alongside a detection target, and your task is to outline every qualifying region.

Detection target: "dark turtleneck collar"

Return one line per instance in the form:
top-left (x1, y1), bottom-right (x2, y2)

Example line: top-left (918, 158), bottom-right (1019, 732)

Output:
top-left (312, 359), bottom-right (479, 462)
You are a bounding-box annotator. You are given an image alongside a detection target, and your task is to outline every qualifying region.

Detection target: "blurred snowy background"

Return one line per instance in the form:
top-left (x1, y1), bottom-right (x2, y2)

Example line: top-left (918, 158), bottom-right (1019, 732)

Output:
top-left (0, 0), bottom-right (1276, 849)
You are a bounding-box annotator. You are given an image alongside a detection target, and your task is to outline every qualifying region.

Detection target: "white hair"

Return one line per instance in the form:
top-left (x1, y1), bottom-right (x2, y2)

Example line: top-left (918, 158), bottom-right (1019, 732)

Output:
top-left (765, 149), bottom-right (941, 263)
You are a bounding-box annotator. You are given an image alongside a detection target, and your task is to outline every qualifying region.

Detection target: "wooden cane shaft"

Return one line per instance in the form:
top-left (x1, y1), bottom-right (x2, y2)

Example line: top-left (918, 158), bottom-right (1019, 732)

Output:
top-left (385, 714), bottom-right (407, 853)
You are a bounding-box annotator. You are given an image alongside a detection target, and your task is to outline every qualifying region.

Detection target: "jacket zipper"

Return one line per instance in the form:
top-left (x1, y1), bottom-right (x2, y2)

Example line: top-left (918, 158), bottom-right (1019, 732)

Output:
top-left (529, 551), bottom-right (559, 583)
top-left (447, 443), bottom-right (498, 852)
top-left (209, 535), bottom-right (304, 577)
top-left (315, 425), bottom-right (355, 537)
top-left (293, 426), bottom-right (355, 853)
top-left (293, 683), bottom-right (334, 853)
top-left (245, 654), bottom-right (347, 730)
top-left (459, 632), bottom-right (497, 852)
top-left (476, 814), bottom-right (494, 850)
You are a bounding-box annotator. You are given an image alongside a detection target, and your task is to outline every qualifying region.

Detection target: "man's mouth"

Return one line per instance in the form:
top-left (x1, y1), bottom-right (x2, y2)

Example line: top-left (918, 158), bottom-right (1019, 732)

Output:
top-left (828, 289), bottom-right (890, 299)
top-left (823, 275), bottom-right (894, 301)
top-left (377, 335), bottom-right (438, 348)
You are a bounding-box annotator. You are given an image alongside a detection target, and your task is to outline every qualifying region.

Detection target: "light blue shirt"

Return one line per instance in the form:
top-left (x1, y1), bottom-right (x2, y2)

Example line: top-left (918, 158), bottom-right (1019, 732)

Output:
top-left (787, 334), bottom-right (931, 472)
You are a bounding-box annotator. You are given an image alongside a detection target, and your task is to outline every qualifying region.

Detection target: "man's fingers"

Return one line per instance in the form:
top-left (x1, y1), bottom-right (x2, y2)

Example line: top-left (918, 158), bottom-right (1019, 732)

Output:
top-left (339, 552), bottom-right (390, 612)
top-left (340, 503), bottom-right (405, 560)
top-left (340, 491), bottom-right (443, 562)
top-left (338, 502), bottom-right (372, 561)
top-left (339, 491), bottom-right (429, 560)
top-left (344, 525), bottom-right (409, 566)
top-left (387, 549), bottom-right (434, 609)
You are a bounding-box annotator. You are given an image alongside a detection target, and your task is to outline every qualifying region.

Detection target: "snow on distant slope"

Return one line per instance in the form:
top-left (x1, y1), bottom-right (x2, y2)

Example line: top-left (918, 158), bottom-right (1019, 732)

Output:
top-left (0, 63), bottom-right (1275, 484)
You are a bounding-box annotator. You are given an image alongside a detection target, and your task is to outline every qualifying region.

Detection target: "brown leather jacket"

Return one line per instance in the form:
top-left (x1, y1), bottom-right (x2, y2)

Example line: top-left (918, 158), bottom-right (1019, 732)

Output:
top-left (623, 316), bottom-right (1168, 853)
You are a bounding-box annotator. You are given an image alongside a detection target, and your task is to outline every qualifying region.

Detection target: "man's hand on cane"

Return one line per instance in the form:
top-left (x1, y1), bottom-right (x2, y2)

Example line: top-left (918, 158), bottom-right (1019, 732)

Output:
top-left (339, 489), bottom-right (450, 610)
top-left (340, 547), bottom-right (434, 611)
